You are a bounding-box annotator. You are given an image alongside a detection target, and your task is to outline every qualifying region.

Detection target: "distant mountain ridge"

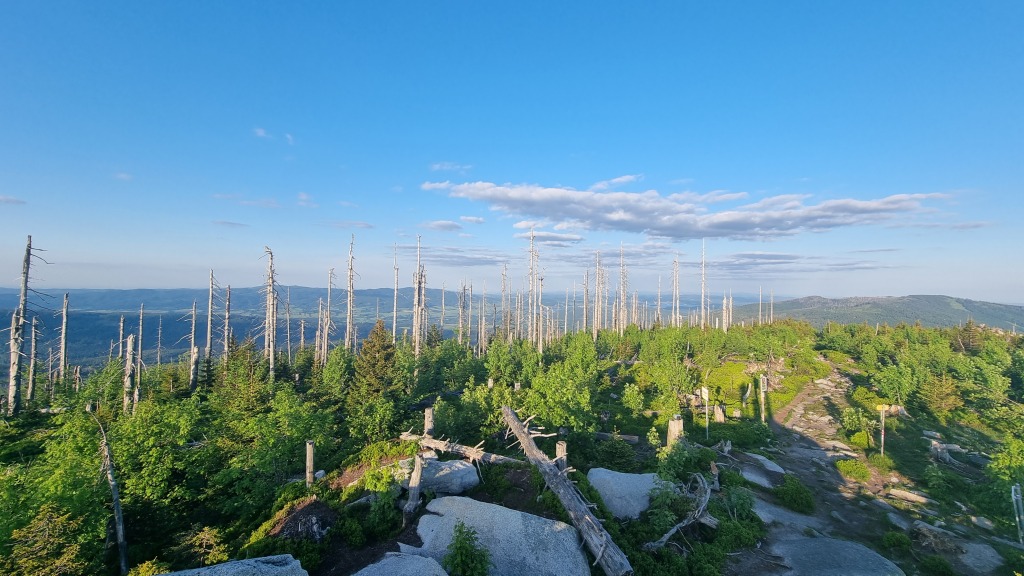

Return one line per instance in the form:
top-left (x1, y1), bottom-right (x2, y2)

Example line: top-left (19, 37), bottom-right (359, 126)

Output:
top-left (734, 294), bottom-right (1024, 330)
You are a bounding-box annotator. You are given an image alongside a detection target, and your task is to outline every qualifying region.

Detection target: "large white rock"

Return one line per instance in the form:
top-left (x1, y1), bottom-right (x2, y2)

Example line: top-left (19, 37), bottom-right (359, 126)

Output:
top-left (399, 496), bottom-right (589, 576)
top-left (586, 468), bottom-right (672, 519)
top-left (771, 537), bottom-right (904, 575)
top-left (351, 552), bottom-right (447, 576)
top-left (400, 458), bottom-right (480, 495)
top-left (166, 555), bottom-right (307, 576)
top-left (747, 453), bottom-right (786, 474)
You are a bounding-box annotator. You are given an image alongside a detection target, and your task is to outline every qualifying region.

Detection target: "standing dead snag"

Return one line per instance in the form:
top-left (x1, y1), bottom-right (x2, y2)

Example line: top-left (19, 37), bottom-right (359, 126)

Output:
top-left (122, 334), bottom-right (136, 414)
top-left (501, 406), bottom-right (633, 576)
top-left (263, 247), bottom-right (278, 380)
top-left (7, 235), bottom-right (32, 415)
top-left (89, 410), bottom-right (128, 575)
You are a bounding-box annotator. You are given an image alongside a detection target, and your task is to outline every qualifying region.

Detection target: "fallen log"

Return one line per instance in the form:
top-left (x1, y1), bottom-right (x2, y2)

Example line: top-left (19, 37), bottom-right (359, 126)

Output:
top-left (502, 406), bottom-right (633, 576)
top-left (399, 432), bottom-right (523, 466)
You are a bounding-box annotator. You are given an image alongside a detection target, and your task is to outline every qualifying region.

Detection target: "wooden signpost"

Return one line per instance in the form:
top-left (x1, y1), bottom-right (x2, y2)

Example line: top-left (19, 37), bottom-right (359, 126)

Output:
top-left (876, 404), bottom-right (889, 457)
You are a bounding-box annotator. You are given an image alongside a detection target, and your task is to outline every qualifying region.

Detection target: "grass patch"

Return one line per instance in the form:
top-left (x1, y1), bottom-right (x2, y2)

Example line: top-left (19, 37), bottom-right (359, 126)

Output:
top-left (773, 474), bottom-right (815, 514)
top-left (836, 459), bottom-right (871, 482)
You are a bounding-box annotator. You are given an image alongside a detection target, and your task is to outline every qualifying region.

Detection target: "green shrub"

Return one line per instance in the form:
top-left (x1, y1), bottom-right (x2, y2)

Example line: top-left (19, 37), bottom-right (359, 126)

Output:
top-left (920, 554), bottom-right (956, 576)
top-left (867, 453), bottom-right (893, 473)
top-left (836, 459), bottom-right (871, 482)
top-left (704, 421), bottom-right (772, 449)
top-left (595, 436), bottom-right (638, 472)
top-left (849, 431), bottom-right (872, 449)
top-left (658, 442), bottom-right (716, 482)
top-left (881, 530), bottom-right (911, 551)
top-left (773, 475), bottom-right (815, 514)
top-left (442, 520), bottom-right (491, 576)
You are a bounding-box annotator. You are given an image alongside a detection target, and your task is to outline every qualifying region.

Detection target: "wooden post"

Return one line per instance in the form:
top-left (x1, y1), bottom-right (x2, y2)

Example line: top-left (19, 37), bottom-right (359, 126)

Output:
top-left (502, 406), bottom-right (632, 576)
top-left (877, 404), bottom-right (888, 457)
top-left (555, 441), bottom-right (567, 471)
top-left (423, 407), bottom-right (435, 437)
top-left (305, 440), bottom-right (315, 488)
top-left (667, 415), bottom-right (684, 447)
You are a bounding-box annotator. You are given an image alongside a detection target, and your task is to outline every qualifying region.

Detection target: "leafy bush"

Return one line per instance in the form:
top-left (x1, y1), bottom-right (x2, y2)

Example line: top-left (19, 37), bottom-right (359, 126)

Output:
top-left (595, 436), bottom-right (638, 472)
top-left (849, 431), bottom-right (872, 449)
top-left (658, 442), bottom-right (716, 482)
top-left (773, 475), bottom-right (815, 514)
top-left (836, 459), bottom-right (871, 482)
top-left (881, 530), bottom-right (911, 551)
top-left (920, 554), bottom-right (956, 576)
top-left (442, 520), bottom-right (491, 576)
top-left (704, 421), bottom-right (772, 449)
top-left (868, 453), bottom-right (893, 473)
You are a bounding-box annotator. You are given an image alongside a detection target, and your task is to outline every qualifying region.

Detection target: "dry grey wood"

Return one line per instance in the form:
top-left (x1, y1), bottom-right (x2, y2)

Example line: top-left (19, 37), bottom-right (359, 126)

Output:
top-left (643, 473), bottom-right (715, 551)
top-left (285, 287), bottom-right (292, 364)
top-left (137, 304), bottom-right (144, 384)
top-left (91, 411), bottom-right (128, 575)
top-left (223, 285), bottom-right (231, 366)
top-left (118, 315), bottom-right (125, 359)
top-left (264, 247), bottom-right (277, 380)
top-left (122, 334), bottom-right (135, 414)
top-left (400, 432), bottom-right (523, 466)
top-left (392, 244), bottom-right (399, 344)
top-left (306, 440), bottom-right (315, 488)
top-left (403, 454), bottom-right (424, 516)
top-left (206, 269), bottom-right (215, 360)
top-left (346, 234), bottom-right (355, 352)
top-left (188, 345), bottom-right (199, 392)
top-left (501, 406), bottom-right (633, 576)
top-left (27, 316), bottom-right (37, 402)
top-left (7, 236), bottom-right (30, 414)
top-left (60, 292), bottom-right (69, 381)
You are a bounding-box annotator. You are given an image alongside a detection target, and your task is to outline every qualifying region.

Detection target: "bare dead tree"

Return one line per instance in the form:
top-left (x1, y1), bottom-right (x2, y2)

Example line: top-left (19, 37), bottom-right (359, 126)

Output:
top-left (136, 304), bottom-right (144, 382)
top-left (117, 315), bottom-right (124, 359)
top-left (222, 285), bottom-right (231, 366)
top-left (672, 255), bottom-right (680, 328)
top-left (700, 239), bottom-right (707, 330)
top-left (392, 244), bottom-right (399, 344)
top-left (346, 234), bottom-right (356, 352)
top-left (478, 282), bottom-right (486, 356)
top-left (285, 287), bottom-right (292, 364)
top-left (59, 293), bottom-right (69, 381)
top-left (122, 334), bottom-right (135, 414)
top-left (156, 315), bottom-right (162, 367)
top-left (7, 235), bottom-right (31, 415)
top-left (263, 247), bottom-right (277, 380)
top-left (412, 237), bottom-right (423, 357)
top-left (205, 270), bottom-right (216, 360)
top-left (582, 269), bottom-right (589, 335)
top-left (299, 319), bottom-right (306, 350)
top-left (89, 410), bottom-right (128, 575)
top-left (619, 244), bottom-right (627, 336)
top-left (27, 316), bottom-right (37, 403)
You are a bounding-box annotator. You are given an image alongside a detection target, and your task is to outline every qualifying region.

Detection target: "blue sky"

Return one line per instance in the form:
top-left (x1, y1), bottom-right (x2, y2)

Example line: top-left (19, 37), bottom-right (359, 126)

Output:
top-left (1, 2), bottom-right (1022, 303)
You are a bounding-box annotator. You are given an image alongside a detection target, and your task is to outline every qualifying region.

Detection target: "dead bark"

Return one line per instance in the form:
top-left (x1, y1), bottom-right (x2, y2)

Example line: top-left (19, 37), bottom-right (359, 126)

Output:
top-left (122, 334), bottom-right (135, 414)
top-left (501, 406), bottom-right (632, 576)
top-left (346, 234), bottom-right (356, 352)
top-left (222, 285), bottom-right (231, 365)
top-left (392, 244), bottom-right (399, 344)
top-left (7, 236), bottom-right (30, 414)
top-left (59, 293), bottom-right (69, 381)
top-left (643, 473), bottom-right (715, 551)
top-left (263, 247), bottom-right (277, 380)
top-left (91, 412), bottom-right (128, 575)
top-left (403, 454), bottom-right (424, 516)
top-left (27, 316), bottom-right (37, 403)
top-left (205, 270), bottom-right (215, 360)
top-left (400, 432), bottom-right (523, 466)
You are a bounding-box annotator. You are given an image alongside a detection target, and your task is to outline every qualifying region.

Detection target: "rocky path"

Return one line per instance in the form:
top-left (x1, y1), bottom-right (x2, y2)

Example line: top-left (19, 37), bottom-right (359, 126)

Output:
top-left (726, 364), bottom-right (1009, 576)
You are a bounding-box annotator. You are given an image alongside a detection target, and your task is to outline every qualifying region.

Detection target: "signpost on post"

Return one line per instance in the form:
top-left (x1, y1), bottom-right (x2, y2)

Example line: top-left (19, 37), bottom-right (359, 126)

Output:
top-left (759, 374), bottom-right (767, 424)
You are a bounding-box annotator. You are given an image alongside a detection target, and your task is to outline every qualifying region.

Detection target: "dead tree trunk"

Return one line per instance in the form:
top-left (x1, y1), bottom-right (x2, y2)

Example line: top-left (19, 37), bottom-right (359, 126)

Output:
top-left (392, 245), bottom-right (399, 343)
top-left (27, 316), bottom-right (37, 403)
top-left (346, 234), bottom-right (356, 352)
top-left (222, 285), bottom-right (231, 366)
top-left (188, 346), bottom-right (199, 392)
top-left (206, 270), bottom-right (215, 360)
top-left (156, 316), bottom-right (162, 367)
top-left (7, 236), bottom-right (31, 415)
top-left (263, 247), bottom-right (277, 380)
top-left (122, 334), bottom-right (135, 414)
top-left (117, 315), bottom-right (124, 359)
top-left (400, 432), bottom-right (523, 465)
top-left (91, 412), bottom-right (128, 575)
top-left (285, 287), bottom-right (292, 364)
top-left (501, 406), bottom-right (632, 576)
top-left (403, 454), bottom-right (425, 516)
top-left (136, 304), bottom-right (144, 382)
top-left (59, 293), bottom-right (69, 381)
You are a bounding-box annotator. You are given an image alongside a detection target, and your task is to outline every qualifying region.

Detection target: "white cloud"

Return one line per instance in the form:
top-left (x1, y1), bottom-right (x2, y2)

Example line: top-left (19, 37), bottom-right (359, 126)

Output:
top-left (460, 216), bottom-right (485, 224)
top-left (297, 192), bottom-right (318, 208)
top-left (430, 161), bottom-right (472, 172)
top-left (590, 174), bottom-right (643, 191)
top-left (212, 220), bottom-right (249, 228)
top-left (423, 220), bottom-right (463, 231)
top-left (285, 133), bottom-right (295, 145)
top-left (113, 172), bottom-right (133, 181)
top-left (253, 127), bottom-right (270, 138)
top-left (448, 181), bottom-right (950, 241)
top-left (0, 196), bottom-right (26, 205)
top-left (513, 220), bottom-right (546, 229)
top-left (513, 231), bottom-right (585, 245)
top-left (668, 190), bottom-right (748, 203)
top-left (421, 181), bottom-right (453, 190)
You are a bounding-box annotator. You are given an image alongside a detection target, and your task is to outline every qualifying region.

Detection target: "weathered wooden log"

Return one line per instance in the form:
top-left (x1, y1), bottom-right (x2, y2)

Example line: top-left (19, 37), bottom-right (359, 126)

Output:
top-left (399, 432), bottom-right (523, 466)
top-left (423, 407), bottom-right (435, 437)
top-left (502, 406), bottom-right (633, 576)
top-left (305, 440), bottom-right (315, 488)
top-left (403, 454), bottom-right (424, 516)
top-left (555, 441), bottom-right (568, 471)
top-left (667, 415), bottom-right (684, 447)
top-left (595, 432), bottom-right (640, 445)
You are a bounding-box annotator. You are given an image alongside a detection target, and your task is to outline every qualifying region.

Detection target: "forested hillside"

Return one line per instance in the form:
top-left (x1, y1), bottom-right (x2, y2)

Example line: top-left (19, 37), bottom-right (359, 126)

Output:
top-left (3, 314), bottom-right (1024, 575)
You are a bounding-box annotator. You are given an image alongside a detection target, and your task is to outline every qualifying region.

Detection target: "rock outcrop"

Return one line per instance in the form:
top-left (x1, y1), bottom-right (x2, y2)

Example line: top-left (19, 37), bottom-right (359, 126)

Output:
top-left (771, 537), bottom-right (905, 575)
top-left (165, 555), bottom-right (307, 576)
top-left (398, 456), bottom-right (480, 495)
top-left (586, 468), bottom-right (671, 520)
top-left (399, 496), bottom-right (589, 576)
top-left (352, 552), bottom-right (447, 576)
